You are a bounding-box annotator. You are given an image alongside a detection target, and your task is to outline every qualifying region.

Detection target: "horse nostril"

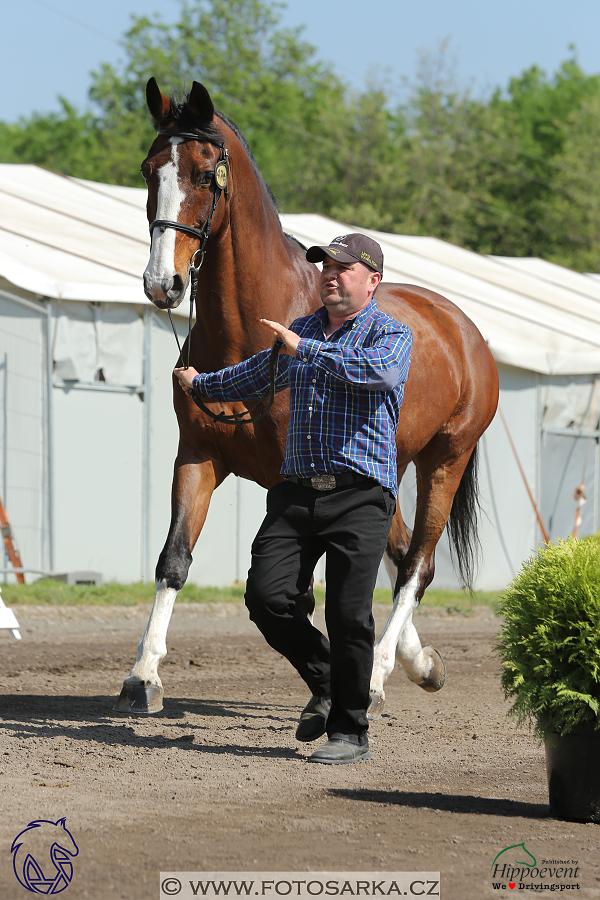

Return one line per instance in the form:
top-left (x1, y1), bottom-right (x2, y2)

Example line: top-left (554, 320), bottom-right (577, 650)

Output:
top-left (161, 276), bottom-right (175, 296)
top-left (171, 274), bottom-right (184, 297)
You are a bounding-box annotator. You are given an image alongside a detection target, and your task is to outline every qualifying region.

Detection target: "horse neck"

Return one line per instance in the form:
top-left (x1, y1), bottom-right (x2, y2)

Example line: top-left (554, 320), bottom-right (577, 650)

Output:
top-left (194, 152), bottom-right (317, 365)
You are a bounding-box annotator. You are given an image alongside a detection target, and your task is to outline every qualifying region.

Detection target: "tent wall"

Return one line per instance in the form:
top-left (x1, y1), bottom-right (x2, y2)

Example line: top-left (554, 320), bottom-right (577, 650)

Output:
top-left (0, 289), bottom-right (51, 574)
top-left (52, 385), bottom-right (143, 580)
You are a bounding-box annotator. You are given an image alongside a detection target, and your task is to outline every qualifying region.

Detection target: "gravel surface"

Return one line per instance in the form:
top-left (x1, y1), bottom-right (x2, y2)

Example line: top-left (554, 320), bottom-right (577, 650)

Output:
top-left (1, 602), bottom-right (599, 899)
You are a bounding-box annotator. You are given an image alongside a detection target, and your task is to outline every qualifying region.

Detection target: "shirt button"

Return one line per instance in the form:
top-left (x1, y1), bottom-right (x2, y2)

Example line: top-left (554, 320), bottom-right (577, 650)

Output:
top-left (311, 463), bottom-right (315, 468)
top-left (308, 406), bottom-right (313, 412)
top-left (307, 435), bottom-right (311, 439)
top-left (312, 379), bottom-right (316, 383)
top-left (303, 357), bottom-right (308, 362)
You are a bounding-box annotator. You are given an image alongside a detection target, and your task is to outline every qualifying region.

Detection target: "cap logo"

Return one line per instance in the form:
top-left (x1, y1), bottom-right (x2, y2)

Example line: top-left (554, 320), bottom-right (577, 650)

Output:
top-left (331, 241), bottom-right (348, 248)
top-left (327, 247), bottom-right (341, 255)
top-left (361, 251), bottom-right (377, 267)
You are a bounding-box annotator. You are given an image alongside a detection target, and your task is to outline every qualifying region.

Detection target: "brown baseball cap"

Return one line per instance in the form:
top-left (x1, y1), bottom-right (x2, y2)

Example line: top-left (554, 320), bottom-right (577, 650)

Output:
top-left (306, 233), bottom-right (383, 274)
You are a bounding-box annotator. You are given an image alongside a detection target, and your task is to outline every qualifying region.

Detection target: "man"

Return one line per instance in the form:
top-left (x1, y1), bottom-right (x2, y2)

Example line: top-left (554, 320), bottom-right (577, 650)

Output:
top-left (175, 233), bottom-right (412, 764)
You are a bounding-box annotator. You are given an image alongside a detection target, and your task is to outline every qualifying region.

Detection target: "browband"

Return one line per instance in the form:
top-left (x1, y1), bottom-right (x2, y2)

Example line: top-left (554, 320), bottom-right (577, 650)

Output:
top-left (157, 130), bottom-right (225, 150)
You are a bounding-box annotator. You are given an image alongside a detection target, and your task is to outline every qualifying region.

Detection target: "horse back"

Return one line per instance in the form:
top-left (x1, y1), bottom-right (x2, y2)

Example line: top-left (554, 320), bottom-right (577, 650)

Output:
top-left (376, 283), bottom-right (499, 459)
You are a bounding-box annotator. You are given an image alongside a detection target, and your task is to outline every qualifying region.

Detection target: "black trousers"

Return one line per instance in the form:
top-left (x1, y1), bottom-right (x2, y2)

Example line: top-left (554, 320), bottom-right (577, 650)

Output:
top-left (244, 478), bottom-right (395, 744)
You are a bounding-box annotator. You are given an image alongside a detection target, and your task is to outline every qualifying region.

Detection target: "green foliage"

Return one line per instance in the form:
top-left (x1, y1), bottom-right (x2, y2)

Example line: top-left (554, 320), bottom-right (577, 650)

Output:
top-left (2, 580), bottom-right (500, 614)
top-left (496, 536), bottom-right (600, 740)
top-left (1, 579), bottom-right (246, 605)
top-left (0, 1), bottom-right (598, 270)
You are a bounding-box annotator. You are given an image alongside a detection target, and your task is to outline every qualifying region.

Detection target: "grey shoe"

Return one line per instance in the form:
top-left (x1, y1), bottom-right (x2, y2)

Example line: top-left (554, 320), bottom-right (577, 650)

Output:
top-left (295, 694), bottom-right (331, 742)
top-left (308, 739), bottom-right (371, 765)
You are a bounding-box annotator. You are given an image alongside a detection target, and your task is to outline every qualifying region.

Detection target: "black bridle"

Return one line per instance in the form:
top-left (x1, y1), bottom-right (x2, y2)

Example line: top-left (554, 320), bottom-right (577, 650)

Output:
top-left (148, 130), bottom-right (281, 425)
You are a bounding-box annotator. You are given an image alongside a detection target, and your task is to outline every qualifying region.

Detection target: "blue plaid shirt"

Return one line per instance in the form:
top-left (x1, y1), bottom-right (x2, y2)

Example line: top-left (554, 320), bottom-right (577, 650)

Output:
top-left (192, 299), bottom-right (412, 496)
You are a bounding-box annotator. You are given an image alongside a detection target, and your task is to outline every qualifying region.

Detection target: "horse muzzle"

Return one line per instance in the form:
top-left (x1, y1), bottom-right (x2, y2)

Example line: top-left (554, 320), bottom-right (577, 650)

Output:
top-left (143, 272), bottom-right (186, 309)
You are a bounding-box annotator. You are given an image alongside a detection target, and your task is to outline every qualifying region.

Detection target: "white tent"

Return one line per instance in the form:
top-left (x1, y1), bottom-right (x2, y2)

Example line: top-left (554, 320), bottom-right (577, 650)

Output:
top-left (0, 164), bottom-right (598, 589)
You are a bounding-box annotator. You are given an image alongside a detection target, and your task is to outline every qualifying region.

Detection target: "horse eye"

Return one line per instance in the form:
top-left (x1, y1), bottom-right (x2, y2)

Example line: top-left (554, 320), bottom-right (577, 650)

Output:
top-left (193, 169), bottom-right (213, 187)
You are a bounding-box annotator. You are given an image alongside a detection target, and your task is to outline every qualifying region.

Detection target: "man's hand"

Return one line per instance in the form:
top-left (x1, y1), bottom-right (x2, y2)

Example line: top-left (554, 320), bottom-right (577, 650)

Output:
top-left (174, 366), bottom-right (199, 393)
top-left (260, 319), bottom-right (300, 357)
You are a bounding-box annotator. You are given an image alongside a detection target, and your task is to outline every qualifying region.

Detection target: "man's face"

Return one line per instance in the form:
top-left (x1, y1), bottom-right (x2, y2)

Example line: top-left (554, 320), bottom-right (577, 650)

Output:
top-left (319, 258), bottom-right (381, 317)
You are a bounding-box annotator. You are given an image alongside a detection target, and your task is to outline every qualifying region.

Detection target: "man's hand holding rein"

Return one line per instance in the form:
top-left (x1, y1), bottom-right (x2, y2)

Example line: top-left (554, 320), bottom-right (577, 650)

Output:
top-left (175, 318), bottom-right (297, 395)
top-left (174, 366), bottom-right (199, 393)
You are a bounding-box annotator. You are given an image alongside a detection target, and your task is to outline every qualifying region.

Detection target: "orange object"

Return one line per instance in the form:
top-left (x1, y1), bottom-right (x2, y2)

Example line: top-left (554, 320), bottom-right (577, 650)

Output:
top-left (572, 377), bottom-right (599, 539)
top-left (0, 494), bottom-right (24, 584)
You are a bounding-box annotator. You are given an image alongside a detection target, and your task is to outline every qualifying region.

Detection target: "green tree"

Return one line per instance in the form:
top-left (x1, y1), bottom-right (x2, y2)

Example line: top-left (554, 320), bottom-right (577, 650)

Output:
top-left (478, 55), bottom-right (600, 266)
top-left (1, 5), bottom-right (598, 272)
top-left (535, 93), bottom-right (600, 272)
top-left (0, 99), bottom-right (106, 181)
top-left (0, 0), bottom-right (349, 194)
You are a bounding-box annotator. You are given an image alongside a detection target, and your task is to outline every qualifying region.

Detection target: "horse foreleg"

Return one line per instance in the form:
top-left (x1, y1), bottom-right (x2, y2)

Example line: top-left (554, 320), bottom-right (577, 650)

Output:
top-left (370, 450), bottom-right (473, 716)
top-left (115, 452), bottom-right (227, 713)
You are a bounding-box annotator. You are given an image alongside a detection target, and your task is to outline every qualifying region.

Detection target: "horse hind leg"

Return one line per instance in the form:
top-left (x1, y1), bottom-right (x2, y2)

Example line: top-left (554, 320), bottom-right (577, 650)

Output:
top-left (115, 453), bottom-right (227, 714)
top-left (370, 548), bottom-right (445, 716)
top-left (370, 446), bottom-right (478, 716)
top-left (368, 528), bottom-right (446, 719)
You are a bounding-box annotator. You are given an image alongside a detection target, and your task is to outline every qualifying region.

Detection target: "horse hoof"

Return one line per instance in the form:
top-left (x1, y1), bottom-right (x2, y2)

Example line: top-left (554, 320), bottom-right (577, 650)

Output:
top-left (417, 647), bottom-right (446, 693)
top-left (368, 689), bottom-right (385, 720)
top-left (114, 682), bottom-right (164, 714)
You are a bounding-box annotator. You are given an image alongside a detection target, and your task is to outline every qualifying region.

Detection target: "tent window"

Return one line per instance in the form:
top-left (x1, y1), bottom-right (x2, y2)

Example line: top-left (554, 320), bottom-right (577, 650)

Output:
top-left (53, 301), bottom-right (143, 387)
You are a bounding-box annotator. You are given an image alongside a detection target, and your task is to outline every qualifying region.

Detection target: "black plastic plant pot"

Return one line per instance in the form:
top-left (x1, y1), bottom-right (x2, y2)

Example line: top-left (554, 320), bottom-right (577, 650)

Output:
top-left (545, 723), bottom-right (600, 822)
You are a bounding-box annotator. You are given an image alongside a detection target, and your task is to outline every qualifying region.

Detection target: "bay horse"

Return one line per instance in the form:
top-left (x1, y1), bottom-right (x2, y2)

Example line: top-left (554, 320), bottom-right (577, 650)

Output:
top-left (115, 79), bottom-right (499, 718)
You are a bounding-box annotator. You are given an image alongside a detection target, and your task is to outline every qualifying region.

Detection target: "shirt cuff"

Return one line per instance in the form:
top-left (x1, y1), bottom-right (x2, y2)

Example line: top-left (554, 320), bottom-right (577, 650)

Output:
top-left (192, 374), bottom-right (206, 397)
top-left (296, 337), bottom-right (321, 364)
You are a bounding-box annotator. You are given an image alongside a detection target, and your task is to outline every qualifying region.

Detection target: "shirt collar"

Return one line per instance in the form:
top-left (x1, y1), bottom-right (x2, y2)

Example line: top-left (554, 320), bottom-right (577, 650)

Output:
top-left (315, 297), bottom-right (379, 331)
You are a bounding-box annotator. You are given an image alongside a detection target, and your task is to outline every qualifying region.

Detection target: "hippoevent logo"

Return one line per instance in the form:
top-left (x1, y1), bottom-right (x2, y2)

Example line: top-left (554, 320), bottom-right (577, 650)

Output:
top-left (490, 843), bottom-right (581, 891)
top-left (11, 817), bottom-right (79, 894)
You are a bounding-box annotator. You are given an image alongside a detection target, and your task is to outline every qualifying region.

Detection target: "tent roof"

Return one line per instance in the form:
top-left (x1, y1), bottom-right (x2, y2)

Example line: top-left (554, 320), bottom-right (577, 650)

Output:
top-left (1, 164), bottom-right (599, 374)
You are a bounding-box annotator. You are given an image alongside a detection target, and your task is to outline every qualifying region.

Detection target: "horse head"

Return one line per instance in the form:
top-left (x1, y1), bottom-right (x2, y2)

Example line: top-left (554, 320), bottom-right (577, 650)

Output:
top-left (142, 78), bottom-right (231, 310)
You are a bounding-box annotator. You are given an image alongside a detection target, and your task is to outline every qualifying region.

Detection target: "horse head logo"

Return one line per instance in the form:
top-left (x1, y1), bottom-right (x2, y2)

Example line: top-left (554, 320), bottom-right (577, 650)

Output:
top-left (491, 841), bottom-right (537, 871)
top-left (11, 818), bottom-right (79, 894)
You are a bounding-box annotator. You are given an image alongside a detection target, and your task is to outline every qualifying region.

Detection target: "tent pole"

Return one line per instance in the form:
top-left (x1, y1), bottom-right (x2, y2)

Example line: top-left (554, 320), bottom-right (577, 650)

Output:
top-left (142, 307), bottom-right (152, 582)
top-left (46, 299), bottom-right (55, 572)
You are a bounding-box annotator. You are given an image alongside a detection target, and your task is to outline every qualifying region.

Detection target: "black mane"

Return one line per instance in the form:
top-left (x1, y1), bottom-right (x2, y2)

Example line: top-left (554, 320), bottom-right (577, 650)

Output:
top-left (169, 92), bottom-right (280, 214)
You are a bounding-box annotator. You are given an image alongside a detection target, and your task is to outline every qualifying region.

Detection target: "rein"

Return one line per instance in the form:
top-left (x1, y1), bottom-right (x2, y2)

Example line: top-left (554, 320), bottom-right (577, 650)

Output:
top-left (149, 129), bottom-right (281, 425)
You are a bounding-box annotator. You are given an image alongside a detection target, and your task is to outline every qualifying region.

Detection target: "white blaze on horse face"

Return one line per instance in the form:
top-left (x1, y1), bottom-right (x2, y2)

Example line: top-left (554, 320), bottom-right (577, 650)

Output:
top-left (144, 138), bottom-right (185, 301)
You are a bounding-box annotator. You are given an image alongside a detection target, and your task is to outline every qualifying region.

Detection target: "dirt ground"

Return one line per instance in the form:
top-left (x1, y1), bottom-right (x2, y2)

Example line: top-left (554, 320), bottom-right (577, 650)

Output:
top-left (1, 601), bottom-right (599, 900)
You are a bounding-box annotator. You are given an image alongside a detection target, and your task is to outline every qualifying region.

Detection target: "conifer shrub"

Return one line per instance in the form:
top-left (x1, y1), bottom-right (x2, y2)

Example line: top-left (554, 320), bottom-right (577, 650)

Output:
top-left (496, 535), bottom-right (600, 740)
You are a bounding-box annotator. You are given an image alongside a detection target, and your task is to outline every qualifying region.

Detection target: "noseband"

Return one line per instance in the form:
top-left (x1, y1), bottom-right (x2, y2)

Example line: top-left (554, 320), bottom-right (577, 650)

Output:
top-left (148, 130), bottom-right (281, 425)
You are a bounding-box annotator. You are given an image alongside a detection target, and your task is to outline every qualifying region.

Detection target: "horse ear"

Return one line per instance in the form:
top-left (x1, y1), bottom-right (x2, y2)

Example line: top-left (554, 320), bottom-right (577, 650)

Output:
top-left (187, 81), bottom-right (215, 123)
top-left (146, 77), bottom-right (171, 126)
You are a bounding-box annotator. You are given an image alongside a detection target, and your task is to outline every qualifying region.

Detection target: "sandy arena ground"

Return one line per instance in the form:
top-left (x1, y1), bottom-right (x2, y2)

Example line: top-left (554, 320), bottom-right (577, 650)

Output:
top-left (1, 601), bottom-right (599, 899)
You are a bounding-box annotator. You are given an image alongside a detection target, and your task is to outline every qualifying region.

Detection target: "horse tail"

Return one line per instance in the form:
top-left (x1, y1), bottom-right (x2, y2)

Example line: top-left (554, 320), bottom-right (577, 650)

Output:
top-left (446, 443), bottom-right (481, 592)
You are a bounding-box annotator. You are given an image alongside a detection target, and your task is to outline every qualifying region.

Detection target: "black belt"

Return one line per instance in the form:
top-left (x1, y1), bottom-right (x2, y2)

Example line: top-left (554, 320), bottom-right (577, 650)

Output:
top-left (284, 473), bottom-right (371, 491)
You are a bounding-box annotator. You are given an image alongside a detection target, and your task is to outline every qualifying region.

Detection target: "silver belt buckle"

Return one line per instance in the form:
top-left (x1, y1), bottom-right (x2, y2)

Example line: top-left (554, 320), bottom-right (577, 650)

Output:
top-left (310, 475), bottom-right (336, 491)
